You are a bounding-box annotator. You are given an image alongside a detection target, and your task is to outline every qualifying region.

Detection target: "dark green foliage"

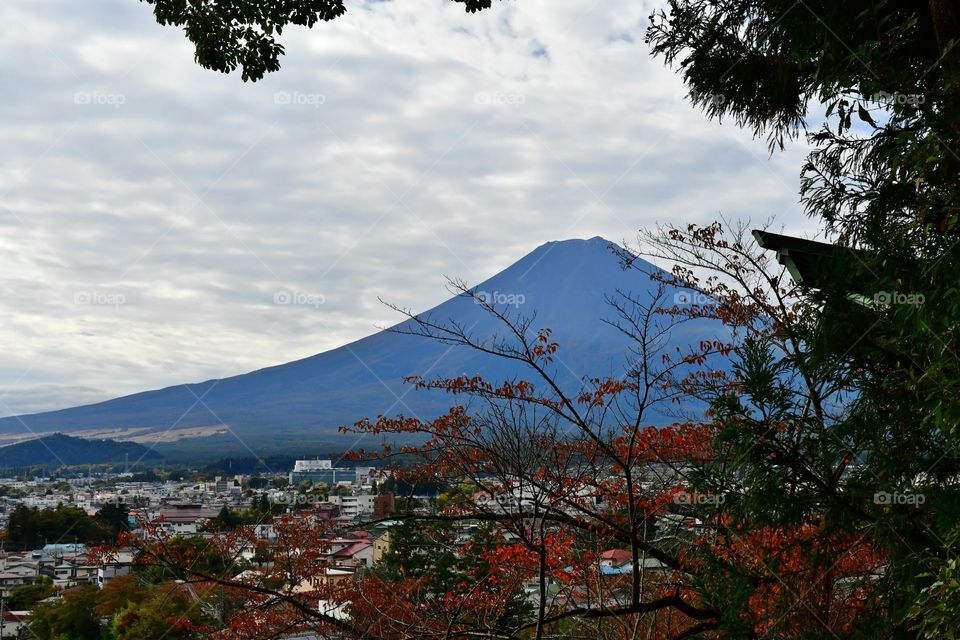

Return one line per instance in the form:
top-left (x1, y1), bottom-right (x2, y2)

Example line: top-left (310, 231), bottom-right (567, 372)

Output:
top-left (249, 492), bottom-right (274, 516)
top-left (212, 505), bottom-right (241, 530)
top-left (202, 455), bottom-right (300, 474)
top-left (95, 502), bottom-right (131, 537)
top-left (29, 576), bottom-right (214, 640)
top-left (0, 433), bottom-right (159, 469)
top-left (380, 474), bottom-right (446, 497)
top-left (648, 1), bottom-right (960, 636)
top-left (452, 0), bottom-right (497, 12)
top-left (245, 475), bottom-right (269, 489)
top-left (5, 504), bottom-right (117, 549)
top-left (138, 0), bottom-right (513, 80)
top-left (2, 502), bottom-right (127, 551)
top-left (7, 577), bottom-right (55, 610)
top-left (207, 505), bottom-right (267, 530)
top-left (376, 521), bottom-right (461, 586)
top-left (29, 586), bottom-right (102, 639)
top-left (110, 589), bottom-right (206, 640)
top-left (374, 521), bottom-right (531, 628)
top-left (141, 0), bottom-right (346, 81)
top-left (0, 484), bottom-right (24, 498)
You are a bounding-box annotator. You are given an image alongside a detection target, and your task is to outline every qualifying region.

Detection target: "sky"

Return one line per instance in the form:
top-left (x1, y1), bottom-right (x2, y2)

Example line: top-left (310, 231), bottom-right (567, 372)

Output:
top-left (0, 0), bottom-right (816, 417)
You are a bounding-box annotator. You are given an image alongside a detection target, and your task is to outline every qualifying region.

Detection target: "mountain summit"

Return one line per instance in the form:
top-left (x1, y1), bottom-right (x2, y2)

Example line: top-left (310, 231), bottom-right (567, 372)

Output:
top-left (0, 238), bottom-right (727, 456)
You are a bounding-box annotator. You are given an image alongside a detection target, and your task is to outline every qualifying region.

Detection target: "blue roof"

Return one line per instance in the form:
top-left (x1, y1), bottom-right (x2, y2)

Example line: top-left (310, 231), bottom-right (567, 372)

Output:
top-left (43, 543), bottom-right (86, 553)
top-left (601, 565), bottom-right (633, 575)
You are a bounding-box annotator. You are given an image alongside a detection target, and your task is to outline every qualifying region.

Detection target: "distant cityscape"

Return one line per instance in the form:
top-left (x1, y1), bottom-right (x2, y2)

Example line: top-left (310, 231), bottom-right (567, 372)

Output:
top-left (0, 457), bottom-right (398, 635)
top-left (0, 455), bottom-right (657, 636)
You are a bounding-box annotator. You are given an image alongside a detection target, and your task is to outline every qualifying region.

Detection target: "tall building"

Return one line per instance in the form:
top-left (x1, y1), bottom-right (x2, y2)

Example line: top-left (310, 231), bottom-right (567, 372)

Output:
top-left (289, 459), bottom-right (365, 486)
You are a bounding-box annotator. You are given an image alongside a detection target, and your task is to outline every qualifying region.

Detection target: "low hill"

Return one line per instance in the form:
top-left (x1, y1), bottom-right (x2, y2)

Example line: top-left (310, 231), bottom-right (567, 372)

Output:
top-left (0, 433), bottom-right (161, 468)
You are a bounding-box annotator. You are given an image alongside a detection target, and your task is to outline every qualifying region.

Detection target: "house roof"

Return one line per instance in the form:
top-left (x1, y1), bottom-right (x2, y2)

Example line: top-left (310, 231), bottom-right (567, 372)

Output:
top-left (331, 540), bottom-right (372, 558)
top-left (43, 543), bottom-right (86, 554)
top-left (601, 564), bottom-right (633, 575)
top-left (157, 506), bottom-right (220, 523)
top-left (600, 549), bottom-right (632, 566)
top-left (752, 229), bottom-right (871, 293)
top-left (1, 611), bottom-right (28, 621)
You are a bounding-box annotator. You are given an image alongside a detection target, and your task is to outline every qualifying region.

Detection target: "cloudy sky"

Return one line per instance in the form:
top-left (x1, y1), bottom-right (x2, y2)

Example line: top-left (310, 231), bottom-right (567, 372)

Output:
top-left (0, 0), bottom-right (815, 417)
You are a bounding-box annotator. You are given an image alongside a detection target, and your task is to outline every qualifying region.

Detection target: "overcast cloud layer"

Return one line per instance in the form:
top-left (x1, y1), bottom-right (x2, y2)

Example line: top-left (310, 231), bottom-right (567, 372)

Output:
top-left (0, 0), bottom-right (815, 417)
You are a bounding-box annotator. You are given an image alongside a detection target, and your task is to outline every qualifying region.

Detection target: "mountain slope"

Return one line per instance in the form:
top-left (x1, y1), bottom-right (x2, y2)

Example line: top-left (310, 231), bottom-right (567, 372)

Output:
top-left (0, 433), bottom-right (160, 468)
top-left (0, 238), bottom-right (728, 448)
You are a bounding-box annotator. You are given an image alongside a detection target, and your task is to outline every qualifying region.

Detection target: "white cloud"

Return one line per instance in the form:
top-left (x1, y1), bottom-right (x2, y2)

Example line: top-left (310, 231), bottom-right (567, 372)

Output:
top-left (0, 0), bottom-right (816, 417)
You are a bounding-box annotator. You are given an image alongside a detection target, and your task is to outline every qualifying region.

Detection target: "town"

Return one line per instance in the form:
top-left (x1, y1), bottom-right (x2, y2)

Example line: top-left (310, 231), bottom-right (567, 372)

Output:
top-left (0, 458), bottom-right (672, 637)
top-left (3, 0), bottom-right (956, 636)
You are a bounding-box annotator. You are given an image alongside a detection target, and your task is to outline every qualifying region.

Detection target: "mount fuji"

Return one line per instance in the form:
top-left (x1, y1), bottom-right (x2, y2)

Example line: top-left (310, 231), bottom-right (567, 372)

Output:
top-left (0, 238), bottom-right (729, 459)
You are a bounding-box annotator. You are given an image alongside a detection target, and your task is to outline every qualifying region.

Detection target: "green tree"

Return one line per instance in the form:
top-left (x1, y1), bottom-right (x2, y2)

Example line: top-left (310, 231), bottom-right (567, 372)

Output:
top-left (110, 589), bottom-right (209, 640)
top-left (246, 476), bottom-right (268, 490)
top-left (374, 520), bottom-right (530, 630)
top-left (5, 504), bottom-right (114, 549)
top-left (7, 577), bottom-right (55, 610)
top-left (376, 520), bottom-right (461, 586)
top-left (28, 585), bottom-right (101, 640)
top-left (209, 506), bottom-right (242, 531)
top-left (645, 1), bottom-right (960, 635)
top-left (329, 484), bottom-right (351, 497)
top-left (30, 575), bottom-right (214, 640)
top-left (140, 0), bottom-right (503, 81)
top-left (250, 493), bottom-right (271, 515)
top-left (95, 502), bottom-right (131, 538)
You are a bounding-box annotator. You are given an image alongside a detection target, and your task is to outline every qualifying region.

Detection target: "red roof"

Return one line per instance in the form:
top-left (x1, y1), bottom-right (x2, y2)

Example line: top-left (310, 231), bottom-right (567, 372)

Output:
top-left (2, 611), bottom-right (28, 621)
top-left (157, 506), bottom-right (220, 523)
top-left (600, 549), bottom-right (632, 566)
top-left (331, 540), bottom-right (372, 558)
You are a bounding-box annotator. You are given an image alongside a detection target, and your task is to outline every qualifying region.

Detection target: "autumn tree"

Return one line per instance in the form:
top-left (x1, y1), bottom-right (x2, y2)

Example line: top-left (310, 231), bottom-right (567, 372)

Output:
top-left (28, 575), bottom-right (217, 640)
top-left (646, 0), bottom-right (960, 634)
top-left (125, 1), bottom-right (960, 636)
top-left (113, 217), bottom-right (902, 639)
top-left (110, 585), bottom-right (215, 640)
